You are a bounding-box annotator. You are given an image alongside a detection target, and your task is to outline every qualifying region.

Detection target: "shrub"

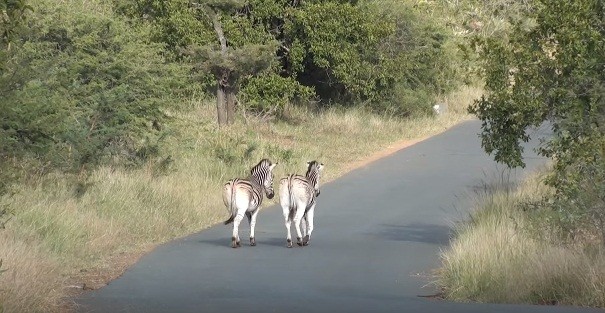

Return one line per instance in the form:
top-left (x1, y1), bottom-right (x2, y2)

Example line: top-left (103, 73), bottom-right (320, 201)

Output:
top-left (239, 74), bottom-right (315, 117)
top-left (0, 0), bottom-right (190, 191)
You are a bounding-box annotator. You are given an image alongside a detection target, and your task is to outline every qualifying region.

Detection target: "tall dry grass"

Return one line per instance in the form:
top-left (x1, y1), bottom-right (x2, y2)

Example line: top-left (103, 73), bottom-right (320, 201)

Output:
top-left (0, 86), bottom-right (477, 312)
top-left (438, 171), bottom-right (605, 307)
top-left (0, 232), bottom-right (64, 313)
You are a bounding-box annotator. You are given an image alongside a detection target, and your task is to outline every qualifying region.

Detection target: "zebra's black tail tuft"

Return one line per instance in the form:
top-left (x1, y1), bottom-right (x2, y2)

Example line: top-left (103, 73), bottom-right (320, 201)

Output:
top-left (224, 215), bottom-right (235, 225)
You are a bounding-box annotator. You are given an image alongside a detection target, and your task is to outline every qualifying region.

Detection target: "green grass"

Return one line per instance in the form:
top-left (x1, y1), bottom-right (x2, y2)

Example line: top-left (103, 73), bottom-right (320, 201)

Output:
top-left (0, 86), bottom-right (478, 312)
top-left (438, 170), bottom-right (605, 307)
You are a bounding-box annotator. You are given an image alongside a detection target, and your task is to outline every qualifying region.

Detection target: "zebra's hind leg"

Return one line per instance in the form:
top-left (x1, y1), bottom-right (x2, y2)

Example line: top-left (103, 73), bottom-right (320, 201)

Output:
top-left (292, 207), bottom-right (305, 246)
top-left (285, 219), bottom-right (293, 248)
top-left (283, 208), bottom-right (293, 248)
top-left (231, 213), bottom-right (244, 248)
top-left (231, 237), bottom-right (240, 248)
top-left (301, 217), bottom-right (308, 246)
top-left (248, 210), bottom-right (259, 246)
top-left (303, 205), bottom-right (315, 246)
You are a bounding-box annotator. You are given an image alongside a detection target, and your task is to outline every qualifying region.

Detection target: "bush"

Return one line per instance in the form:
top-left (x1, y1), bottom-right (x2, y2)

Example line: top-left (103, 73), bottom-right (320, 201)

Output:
top-left (468, 0), bottom-right (605, 241)
top-left (362, 0), bottom-right (459, 116)
top-left (373, 84), bottom-right (434, 117)
top-left (239, 74), bottom-right (315, 117)
top-left (0, 0), bottom-right (190, 191)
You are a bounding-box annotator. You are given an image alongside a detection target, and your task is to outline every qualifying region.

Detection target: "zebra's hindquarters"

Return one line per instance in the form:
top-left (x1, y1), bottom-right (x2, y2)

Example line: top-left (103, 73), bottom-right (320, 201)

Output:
top-left (278, 177), bottom-right (292, 213)
top-left (222, 180), bottom-right (235, 224)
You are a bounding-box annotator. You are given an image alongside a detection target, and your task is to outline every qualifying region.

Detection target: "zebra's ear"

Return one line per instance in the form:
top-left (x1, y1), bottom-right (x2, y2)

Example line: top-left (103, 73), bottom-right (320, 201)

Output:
top-left (318, 163), bottom-right (324, 170)
top-left (270, 163), bottom-right (277, 170)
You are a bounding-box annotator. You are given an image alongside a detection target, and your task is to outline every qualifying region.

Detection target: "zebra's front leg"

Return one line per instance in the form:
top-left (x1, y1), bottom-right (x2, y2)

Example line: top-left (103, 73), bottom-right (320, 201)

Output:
top-left (231, 213), bottom-right (244, 248)
top-left (303, 205), bottom-right (315, 246)
top-left (248, 210), bottom-right (259, 246)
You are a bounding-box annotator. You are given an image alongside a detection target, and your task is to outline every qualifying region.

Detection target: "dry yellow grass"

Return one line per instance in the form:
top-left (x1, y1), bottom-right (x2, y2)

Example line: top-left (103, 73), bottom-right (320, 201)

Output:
top-left (0, 232), bottom-right (64, 313)
top-left (439, 171), bottom-right (605, 307)
top-left (0, 86), bottom-right (478, 312)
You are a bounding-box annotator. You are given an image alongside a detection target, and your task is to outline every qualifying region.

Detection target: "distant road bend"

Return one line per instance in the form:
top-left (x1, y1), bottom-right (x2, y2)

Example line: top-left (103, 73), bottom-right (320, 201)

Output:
top-left (76, 120), bottom-right (601, 313)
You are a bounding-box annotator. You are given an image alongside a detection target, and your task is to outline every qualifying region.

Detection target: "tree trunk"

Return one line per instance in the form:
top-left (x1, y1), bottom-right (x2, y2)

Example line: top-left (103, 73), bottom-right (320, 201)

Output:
top-left (216, 82), bottom-right (228, 126)
top-left (211, 10), bottom-right (234, 125)
top-left (226, 86), bottom-right (235, 124)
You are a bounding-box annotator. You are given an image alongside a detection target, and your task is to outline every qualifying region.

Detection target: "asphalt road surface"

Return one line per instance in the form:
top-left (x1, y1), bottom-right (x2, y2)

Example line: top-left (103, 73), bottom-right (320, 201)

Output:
top-left (75, 120), bottom-right (602, 313)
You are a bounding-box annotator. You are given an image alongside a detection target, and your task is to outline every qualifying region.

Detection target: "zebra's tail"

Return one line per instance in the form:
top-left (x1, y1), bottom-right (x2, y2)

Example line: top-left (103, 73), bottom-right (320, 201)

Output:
top-left (224, 181), bottom-right (236, 225)
top-left (288, 175), bottom-right (295, 220)
top-left (224, 215), bottom-right (234, 225)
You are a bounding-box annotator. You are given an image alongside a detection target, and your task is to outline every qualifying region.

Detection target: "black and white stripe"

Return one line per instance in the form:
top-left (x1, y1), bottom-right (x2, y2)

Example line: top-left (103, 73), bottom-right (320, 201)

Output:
top-left (279, 161), bottom-right (324, 248)
top-left (223, 159), bottom-right (277, 248)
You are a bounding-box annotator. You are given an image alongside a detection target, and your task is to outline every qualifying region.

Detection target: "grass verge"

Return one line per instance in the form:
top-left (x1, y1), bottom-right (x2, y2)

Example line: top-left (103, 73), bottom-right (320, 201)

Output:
top-left (0, 86), bottom-right (479, 312)
top-left (438, 170), bottom-right (605, 307)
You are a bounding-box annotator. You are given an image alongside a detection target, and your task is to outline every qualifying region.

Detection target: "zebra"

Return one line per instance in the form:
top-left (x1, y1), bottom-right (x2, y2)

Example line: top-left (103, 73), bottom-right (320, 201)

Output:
top-left (223, 159), bottom-right (278, 248)
top-left (279, 161), bottom-right (324, 248)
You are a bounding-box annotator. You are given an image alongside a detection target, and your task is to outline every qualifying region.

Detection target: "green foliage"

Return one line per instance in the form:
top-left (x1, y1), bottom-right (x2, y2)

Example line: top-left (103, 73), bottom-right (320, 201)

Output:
top-left (186, 42), bottom-right (278, 85)
top-left (212, 134), bottom-right (259, 165)
top-left (239, 73), bottom-right (314, 116)
top-left (284, 0), bottom-right (458, 111)
top-left (0, 0), bottom-right (32, 46)
top-left (113, 0), bottom-right (215, 53)
top-left (266, 143), bottom-right (294, 164)
top-left (116, 0), bottom-right (460, 119)
top-left (378, 85), bottom-right (433, 117)
top-left (470, 0), bottom-right (605, 237)
top-left (0, 0), bottom-right (190, 192)
top-left (286, 2), bottom-right (393, 100)
top-left (366, 0), bottom-right (458, 116)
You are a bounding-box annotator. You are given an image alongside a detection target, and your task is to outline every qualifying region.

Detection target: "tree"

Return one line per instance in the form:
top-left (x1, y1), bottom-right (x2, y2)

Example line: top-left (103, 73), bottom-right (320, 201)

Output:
top-left (470, 0), bottom-right (605, 233)
top-left (191, 1), bottom-right (277, 125)
top-left (0, 0), bottom-right (189, 194)
top-left (117, 0), bottom-right (457, 121)
top-left (116, 0), bottom-right (276, 126)
top-left (0, 0), bottom-right (32, 71)
top-left (0, 0), bottom-right (31, 44)
top-left (471, 0), bottom-right (604, 166)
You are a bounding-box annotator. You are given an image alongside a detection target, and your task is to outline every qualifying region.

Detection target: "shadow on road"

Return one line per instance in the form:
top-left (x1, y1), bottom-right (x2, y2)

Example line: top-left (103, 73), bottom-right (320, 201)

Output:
top-left (372, 223), bottom-right (452, 245)
top-left (197, 236), bottom-right (287, 248)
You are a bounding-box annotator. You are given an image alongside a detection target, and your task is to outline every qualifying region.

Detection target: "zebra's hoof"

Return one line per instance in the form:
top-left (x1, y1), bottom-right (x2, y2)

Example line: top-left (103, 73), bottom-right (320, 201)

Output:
top-left (286, 239), bottom-right (292, 248)
top-left (250, 237), bottom-right (256, 246)
top-left (303, 235), bottom-right (310, 246)
top-left (231, 237), bottom-right (241, 248)
top-left (297, 237), bottom-right (303, 246)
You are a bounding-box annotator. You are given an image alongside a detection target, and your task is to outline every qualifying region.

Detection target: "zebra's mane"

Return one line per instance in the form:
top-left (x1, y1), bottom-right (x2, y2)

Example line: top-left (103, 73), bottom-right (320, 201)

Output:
top-left (250, 158), bottom-right (272, 176)
top-left (305, 161), bottom-right (321, 178)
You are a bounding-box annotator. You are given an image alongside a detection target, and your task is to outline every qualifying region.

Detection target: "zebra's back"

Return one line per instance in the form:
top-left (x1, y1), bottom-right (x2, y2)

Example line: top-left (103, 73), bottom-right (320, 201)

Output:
top-left (223, 178), bottom-right (263, 219)
top-left (279, 174), bottom-right (315, 210)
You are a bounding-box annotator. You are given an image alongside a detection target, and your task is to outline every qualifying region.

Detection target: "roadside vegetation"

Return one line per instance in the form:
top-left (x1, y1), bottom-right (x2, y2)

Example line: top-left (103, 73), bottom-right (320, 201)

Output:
top-left (0, 0), bottom-right (477, 311)
top-left (0, 95), bottom-right (476, 313)
top-left (438, 0), bottom-right (605, 308)
top-left (440, 171), bottom-right (605, 306)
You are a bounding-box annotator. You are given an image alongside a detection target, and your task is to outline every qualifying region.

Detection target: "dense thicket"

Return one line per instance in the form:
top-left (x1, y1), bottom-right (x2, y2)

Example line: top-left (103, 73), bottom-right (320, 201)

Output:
top-left (115, 0), bottom-right (457, 118)
top-left (470, 0), bottom-right (605, 239)
top-left (0, 0), bottom-right (460, 192)
top-left (0, 0), bottom-right (190, 192)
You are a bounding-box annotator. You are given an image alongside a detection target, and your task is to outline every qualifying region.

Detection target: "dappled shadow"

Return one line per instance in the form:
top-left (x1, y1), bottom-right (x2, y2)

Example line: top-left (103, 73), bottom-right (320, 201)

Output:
top-left (371, 223), bottom-right (453, 245)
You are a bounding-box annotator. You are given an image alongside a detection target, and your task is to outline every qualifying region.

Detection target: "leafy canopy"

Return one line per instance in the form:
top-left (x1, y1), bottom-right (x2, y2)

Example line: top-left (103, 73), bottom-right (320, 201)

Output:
top-left (0, 0), bottom-right (189, 193)
top-left (470, 0), bottom-right (605, 225)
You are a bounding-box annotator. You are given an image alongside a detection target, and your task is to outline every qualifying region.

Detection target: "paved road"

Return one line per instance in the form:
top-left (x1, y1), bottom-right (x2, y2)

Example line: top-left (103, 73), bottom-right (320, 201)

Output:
top-left (75, 120), bottom-right (601, 313)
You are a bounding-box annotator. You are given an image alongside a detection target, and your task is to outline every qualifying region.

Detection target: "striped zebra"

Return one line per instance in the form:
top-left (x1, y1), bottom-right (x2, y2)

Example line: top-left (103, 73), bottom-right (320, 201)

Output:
top-left (279, 161), bottom-right (324, 248)
top-left (223, 159), bottom-right (278, 248)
